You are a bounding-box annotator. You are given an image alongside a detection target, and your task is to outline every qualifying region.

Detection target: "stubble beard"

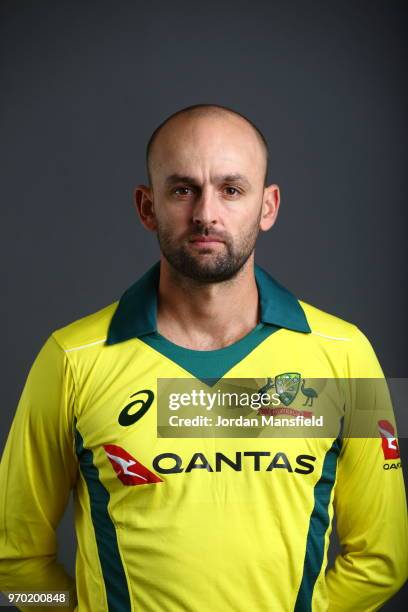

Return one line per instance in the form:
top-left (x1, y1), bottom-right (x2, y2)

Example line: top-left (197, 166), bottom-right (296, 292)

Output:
top-left (156, 208), bottom-right (262, 284)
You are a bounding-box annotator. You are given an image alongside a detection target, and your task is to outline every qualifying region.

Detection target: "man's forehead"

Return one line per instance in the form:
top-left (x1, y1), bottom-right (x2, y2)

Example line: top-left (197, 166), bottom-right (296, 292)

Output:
top-left (154, 153), bottom-right (259, 187)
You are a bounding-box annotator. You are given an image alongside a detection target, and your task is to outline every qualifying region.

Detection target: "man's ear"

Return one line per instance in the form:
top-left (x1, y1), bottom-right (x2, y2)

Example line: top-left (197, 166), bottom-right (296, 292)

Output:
top-left (133, 185), bottom-right (157, 231)
top-left (259, 184), bottom-right (280, 232)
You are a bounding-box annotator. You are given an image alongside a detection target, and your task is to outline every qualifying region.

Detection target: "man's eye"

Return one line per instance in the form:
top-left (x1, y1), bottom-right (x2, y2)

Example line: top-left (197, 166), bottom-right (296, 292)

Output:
top-left (174, 187), bottom-right (192, 196)
top-left (224, 187), bottom-right (240, 196)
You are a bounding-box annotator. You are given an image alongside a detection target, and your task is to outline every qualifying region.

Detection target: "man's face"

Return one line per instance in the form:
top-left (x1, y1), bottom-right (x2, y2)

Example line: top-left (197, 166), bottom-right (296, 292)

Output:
top-left (145, 114), bottom-right (270, 283)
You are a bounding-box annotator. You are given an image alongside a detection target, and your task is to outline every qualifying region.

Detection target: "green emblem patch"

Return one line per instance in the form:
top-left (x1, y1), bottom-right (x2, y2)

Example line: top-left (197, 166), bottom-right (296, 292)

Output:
top-left (275, 372), bottom-right (301, 406)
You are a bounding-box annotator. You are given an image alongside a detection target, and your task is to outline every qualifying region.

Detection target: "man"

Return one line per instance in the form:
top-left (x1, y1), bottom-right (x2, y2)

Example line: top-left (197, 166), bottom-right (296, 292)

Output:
top-left (0, 104), bottom-right (407, 612)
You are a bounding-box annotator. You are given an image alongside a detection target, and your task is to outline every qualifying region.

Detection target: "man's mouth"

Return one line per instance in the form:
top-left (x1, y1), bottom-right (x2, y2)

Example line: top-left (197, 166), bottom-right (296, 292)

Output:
top-left (189, 235), bottom-right (224, 245)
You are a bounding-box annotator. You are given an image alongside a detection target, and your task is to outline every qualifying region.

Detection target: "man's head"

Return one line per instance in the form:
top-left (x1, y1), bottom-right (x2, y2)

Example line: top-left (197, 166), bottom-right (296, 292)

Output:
top-left (135, 104), bottom-right (280, 283)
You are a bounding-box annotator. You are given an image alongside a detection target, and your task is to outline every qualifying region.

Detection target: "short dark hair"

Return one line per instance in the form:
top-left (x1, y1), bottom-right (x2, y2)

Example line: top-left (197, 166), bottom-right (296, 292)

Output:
top-left (145, 103), bottom-right (269, 187)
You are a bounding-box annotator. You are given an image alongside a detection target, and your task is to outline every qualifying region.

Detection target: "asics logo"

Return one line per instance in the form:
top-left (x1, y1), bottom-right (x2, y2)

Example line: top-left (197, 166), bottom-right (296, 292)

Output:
top-left (118, 389), bottom-right (154, 426)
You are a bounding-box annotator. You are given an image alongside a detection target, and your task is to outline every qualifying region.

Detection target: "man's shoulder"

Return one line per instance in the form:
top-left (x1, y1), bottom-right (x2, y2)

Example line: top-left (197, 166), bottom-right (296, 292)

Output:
top-left (299, 300), bottom-right (384, 376)
top-left (298, 300), bottom-right (384, 375)
top-left (50, 301), bottom-right (118, 352)
top-left (299, 299), bottom-right (365, 344)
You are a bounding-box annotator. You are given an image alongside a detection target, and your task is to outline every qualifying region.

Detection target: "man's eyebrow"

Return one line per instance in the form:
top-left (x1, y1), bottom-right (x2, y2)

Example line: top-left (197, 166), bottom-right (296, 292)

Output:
top-left (215, 173), bottom-right (251, 187)
top-left (165, 174), bottom-right (198, 186)
top-left (164, 173), bottom-right (251, 187)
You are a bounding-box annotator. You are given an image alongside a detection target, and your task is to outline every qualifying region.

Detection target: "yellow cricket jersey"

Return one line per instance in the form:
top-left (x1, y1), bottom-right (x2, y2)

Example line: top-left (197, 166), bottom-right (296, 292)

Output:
top-left (0, 261), bottom-right (407, 612)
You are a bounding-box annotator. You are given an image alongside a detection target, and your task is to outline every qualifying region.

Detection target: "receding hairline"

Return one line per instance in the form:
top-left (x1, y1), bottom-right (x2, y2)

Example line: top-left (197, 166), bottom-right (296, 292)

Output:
top-left (145, 104), bottom-right (269, 187)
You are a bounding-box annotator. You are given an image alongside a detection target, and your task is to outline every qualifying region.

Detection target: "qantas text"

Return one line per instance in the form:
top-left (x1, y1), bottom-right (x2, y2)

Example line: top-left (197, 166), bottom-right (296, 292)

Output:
top-left (152, 451), bottom-right (316, 474)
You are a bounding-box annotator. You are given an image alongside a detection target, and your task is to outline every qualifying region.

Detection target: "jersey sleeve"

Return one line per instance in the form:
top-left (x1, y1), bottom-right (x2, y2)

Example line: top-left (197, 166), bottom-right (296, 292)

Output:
top-left (0, 334), bottom-right (78, 611)
top-left (326, 326), bottom-right (408, 611)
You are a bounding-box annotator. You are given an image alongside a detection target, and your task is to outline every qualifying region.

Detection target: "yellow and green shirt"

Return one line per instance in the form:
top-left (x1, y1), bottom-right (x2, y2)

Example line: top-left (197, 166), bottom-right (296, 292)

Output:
top-left (0, 261), bottom-right (407, 612)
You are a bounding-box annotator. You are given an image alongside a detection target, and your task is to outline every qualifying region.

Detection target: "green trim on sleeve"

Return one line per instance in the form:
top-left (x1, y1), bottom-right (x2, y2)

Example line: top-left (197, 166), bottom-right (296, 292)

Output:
top-left (294, 432), bottom-right (343, 612)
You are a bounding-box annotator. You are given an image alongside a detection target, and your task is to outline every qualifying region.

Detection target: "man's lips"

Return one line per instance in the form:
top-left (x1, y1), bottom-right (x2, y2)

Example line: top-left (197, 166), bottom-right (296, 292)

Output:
top-left (189, 236), bottom-right (224, 244)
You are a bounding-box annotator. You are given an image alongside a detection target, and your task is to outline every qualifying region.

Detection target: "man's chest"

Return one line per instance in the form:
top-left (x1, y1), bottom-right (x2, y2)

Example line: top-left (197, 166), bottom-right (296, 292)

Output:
top-left (72, 337), bottom-right (345, 530)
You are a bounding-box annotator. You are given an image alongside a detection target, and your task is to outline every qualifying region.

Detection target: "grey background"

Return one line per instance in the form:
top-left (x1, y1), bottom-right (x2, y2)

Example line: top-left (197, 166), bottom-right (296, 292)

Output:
top-left (1, 0), bottom-right (406, 610)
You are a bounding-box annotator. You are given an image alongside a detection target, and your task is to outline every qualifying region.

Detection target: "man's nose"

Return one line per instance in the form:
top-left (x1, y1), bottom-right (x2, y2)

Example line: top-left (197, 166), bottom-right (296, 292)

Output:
top-left (192, 188), bottom-right (218, 226)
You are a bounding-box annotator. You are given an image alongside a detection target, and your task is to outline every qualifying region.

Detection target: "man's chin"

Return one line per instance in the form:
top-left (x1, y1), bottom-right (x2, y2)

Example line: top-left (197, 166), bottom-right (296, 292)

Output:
top-left (170, 258), bottom-right (240, 283)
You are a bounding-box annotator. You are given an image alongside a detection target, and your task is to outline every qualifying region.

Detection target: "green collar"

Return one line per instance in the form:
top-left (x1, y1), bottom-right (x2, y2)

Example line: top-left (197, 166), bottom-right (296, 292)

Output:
top-left (106, 261), bottom-right (310, 346)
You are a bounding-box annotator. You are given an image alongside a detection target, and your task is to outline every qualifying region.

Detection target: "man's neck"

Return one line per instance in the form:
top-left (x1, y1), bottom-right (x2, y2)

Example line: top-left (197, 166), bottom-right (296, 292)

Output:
top-left (156, 255), bottom-right (260, 350)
